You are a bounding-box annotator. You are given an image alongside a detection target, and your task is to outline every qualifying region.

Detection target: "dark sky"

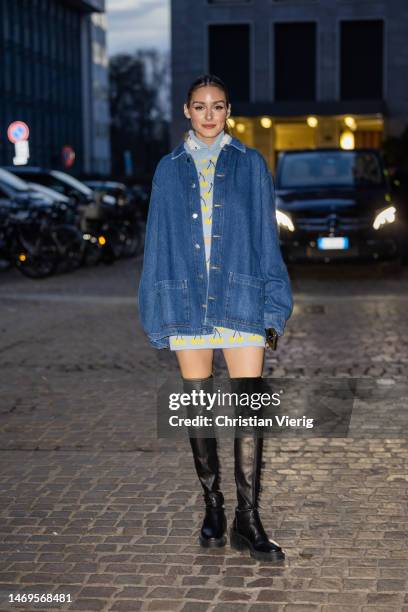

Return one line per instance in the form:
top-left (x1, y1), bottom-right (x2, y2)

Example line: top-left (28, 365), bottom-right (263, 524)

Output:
top-left (106, 0), bottom-right (169, 56)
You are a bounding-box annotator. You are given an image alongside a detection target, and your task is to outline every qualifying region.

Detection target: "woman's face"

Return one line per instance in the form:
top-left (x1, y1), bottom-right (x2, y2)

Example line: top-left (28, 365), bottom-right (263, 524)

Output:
top-left (184, 85), bottom-right (231, 144)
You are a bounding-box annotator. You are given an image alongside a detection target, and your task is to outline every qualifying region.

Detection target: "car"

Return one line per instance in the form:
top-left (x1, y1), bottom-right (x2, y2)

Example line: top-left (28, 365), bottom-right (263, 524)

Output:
top-left (26, 182), bottom-right (71, 204)
top-left (274, 148), bottom-right (401, 262)
top-left (3, 166), bottom-right (95, 206)
top-left (84, 180), bottom-right (127, 206)
top-left (0, 168), bottom-right (51, 206)
top-left (127, 184), bottom-right (150, 221)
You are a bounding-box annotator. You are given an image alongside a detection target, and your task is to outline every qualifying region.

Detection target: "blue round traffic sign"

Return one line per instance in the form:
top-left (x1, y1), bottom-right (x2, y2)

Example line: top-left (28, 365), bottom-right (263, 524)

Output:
top-left (7, 121), bottom-right (30, 144)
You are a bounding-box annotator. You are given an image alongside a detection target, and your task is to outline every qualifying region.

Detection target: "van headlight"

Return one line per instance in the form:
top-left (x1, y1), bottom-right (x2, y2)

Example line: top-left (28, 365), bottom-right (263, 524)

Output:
top-left (373, 206), bottom-right (396, 230)
top-left (276, 209), bottom-right (295, 232)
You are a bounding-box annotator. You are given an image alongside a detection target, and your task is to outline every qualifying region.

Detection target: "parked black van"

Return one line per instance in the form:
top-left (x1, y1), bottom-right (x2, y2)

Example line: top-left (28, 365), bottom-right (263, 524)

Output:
top-left (274, 149), bottom-right (401, 262)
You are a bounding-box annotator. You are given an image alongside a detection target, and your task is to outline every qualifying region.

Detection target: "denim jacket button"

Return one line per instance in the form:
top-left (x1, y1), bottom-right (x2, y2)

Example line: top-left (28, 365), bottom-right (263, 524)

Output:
top-left (191, 182), bottom-right (196, 188)
top-left (194, 243), bottom-right (200, 249)
top-left (192, 213), bottom-right (198, 219)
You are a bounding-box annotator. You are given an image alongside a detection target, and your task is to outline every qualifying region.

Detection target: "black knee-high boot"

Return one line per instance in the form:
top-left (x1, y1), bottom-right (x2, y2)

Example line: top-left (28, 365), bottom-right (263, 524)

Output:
top-left (183, 374), bottom-right (227, 548)
top-left (229, 376), bottom-right (285, 562)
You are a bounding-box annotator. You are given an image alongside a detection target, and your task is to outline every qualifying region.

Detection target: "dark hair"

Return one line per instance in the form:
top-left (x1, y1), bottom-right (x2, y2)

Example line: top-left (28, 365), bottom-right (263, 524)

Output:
top-left (185, 74), bottom-right (232, 136)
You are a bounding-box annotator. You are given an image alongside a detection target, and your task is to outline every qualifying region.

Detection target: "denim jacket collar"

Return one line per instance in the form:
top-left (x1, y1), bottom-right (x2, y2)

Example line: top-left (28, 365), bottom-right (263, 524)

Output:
top-left (171, 134), bottom-right (246, 160)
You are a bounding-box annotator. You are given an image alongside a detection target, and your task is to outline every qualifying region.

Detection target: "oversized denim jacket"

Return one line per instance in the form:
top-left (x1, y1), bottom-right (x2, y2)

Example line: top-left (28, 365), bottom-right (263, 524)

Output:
top-left (137, 135), bottom-right (293, 349)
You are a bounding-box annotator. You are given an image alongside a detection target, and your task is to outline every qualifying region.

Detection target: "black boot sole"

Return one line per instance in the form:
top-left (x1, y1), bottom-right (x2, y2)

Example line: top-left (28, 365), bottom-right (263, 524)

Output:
top-left (199, 533), bottom-right (227, 548)
top-left (230, 528), bottom-right (285, 562)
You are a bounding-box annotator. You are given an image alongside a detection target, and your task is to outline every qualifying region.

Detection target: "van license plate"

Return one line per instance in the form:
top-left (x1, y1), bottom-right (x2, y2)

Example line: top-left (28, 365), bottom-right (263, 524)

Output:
top-left (317, 237), bottom-right (349, 250)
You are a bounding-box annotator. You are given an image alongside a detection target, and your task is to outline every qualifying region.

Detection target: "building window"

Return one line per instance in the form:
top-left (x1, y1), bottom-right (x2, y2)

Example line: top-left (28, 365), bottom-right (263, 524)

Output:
top-left (274, 22), bottom-right (316, 101)
top-left (340, 20), bottom-right (383, 100)
top-left (208, 24), bottom-right (250, 102)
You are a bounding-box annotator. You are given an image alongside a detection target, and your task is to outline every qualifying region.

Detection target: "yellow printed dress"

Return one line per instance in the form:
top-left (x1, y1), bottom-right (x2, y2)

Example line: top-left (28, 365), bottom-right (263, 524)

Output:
top-left (169, 129), bottom-right (266, 351)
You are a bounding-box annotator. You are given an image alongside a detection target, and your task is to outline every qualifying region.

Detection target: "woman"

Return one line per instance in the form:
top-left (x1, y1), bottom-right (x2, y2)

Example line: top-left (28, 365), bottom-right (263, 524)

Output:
top-left (138, 74), bottom-right (293, 562)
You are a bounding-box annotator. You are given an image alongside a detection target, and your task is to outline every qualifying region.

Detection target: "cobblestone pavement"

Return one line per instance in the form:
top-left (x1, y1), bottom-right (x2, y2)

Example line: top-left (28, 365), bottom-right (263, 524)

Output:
top-left (0, 258), bottom-right (407, 612)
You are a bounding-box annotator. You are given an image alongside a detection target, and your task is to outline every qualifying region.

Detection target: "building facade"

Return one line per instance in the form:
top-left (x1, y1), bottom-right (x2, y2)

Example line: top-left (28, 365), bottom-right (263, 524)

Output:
top-left (171, 0), bottom-right (408, 170)
top-left (0, 0), bottom-right (111, 175)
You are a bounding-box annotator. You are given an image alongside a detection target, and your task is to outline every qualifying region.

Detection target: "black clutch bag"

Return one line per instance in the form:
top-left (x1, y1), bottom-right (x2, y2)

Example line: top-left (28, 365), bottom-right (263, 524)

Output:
top-left (265, 328), bottom-right (279, 350)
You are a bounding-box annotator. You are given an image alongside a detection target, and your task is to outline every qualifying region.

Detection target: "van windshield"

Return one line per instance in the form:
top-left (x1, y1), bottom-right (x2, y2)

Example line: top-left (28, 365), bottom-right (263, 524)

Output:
top-left (278, 151), bottom-right (385, 189)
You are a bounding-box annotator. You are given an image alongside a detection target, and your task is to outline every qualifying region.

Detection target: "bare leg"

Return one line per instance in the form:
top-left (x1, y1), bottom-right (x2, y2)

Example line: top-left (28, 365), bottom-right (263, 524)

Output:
top-left (174, 348), bottom-right (214, 379)
top-left (222, 346), bottom-right (265, 377)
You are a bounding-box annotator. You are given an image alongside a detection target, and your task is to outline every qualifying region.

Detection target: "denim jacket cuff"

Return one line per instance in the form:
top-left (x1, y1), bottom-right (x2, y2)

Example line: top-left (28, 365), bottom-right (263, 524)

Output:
top-left (264, 314), bottom-right (286, 337)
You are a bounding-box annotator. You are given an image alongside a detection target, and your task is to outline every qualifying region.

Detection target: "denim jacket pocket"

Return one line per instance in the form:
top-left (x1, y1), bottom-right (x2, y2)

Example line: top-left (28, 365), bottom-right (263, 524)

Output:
top-left (225, 271), bottom-right (264, 325)
top-left (156, 279), bottom-right (190, 327)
